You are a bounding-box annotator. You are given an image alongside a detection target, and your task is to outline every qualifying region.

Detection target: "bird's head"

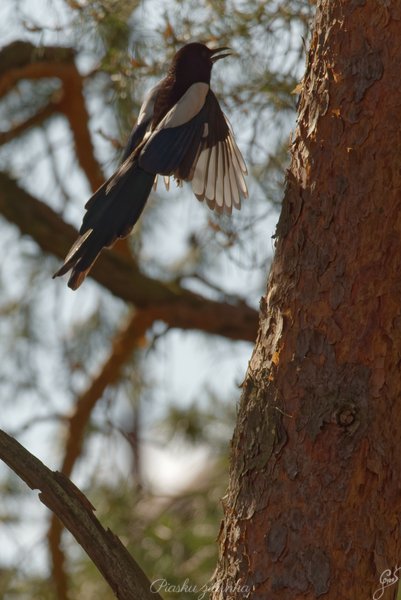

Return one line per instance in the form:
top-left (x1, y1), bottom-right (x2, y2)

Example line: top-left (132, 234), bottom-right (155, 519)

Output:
top-left (171, 42), bottom-right (231, 85)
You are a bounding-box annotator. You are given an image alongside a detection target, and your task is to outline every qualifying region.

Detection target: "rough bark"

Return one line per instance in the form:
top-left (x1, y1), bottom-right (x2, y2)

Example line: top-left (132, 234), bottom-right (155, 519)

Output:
top-left (0, 429), bottom-right (161, 600)
top-left (215, 2), bottom-right (401, 599)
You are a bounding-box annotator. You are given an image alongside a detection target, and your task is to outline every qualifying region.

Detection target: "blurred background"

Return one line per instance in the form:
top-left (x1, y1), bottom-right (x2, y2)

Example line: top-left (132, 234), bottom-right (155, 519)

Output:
top-left (0, 0), bottom-right (311, 598)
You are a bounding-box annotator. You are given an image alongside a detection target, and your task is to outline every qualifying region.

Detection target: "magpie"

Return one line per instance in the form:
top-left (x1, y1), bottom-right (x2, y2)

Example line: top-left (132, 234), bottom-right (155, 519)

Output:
top-left (53, 42), bottom-right (248, 289)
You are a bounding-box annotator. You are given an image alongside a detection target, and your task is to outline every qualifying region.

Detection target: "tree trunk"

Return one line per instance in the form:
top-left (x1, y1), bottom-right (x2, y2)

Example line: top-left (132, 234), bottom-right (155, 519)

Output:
top-left (214, 2), bottom-right (401, 598)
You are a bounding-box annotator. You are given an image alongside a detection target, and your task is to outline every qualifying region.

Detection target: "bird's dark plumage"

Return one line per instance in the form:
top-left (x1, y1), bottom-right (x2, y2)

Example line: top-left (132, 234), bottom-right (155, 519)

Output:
top-left (53, 42), bottom-right (248, 289)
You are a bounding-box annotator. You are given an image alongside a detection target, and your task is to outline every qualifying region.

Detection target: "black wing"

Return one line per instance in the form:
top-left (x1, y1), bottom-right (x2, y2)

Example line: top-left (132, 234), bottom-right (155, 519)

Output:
top-left (139, 87), bottom-right (247, 215)
top-left (119, 81), bottom-right (163, 162)
top-left (52, 84), bottom-right (161, 288)
top-left (79, 81), bottom-right (164, 223)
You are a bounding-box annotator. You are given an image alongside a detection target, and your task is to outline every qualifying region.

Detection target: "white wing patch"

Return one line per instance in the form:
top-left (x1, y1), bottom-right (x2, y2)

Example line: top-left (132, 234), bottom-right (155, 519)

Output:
top-left (140, 82), bottom-right (247, 215)
top-left (137, 82), bottom-right (163, 125)
top-left (156, 82), bottom-right (209, 130)
top-left (190, 121), bottom-right (248, 215)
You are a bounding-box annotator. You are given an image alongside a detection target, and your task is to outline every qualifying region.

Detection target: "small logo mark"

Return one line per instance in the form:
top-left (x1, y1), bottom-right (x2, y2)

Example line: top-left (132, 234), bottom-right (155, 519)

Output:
top-left (373, 567), bottom-right (401, 600)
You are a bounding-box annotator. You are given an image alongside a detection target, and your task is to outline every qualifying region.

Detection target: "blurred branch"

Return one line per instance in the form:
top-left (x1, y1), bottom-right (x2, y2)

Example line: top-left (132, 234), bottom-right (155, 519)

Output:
top-left (0, 41), bottom-right (73, 90)
top-left (0, 97), bottom-right (59, 145)
top-left (0, 428), bottom-right (162, 600)
top-left (49, 309), bottom-right (150, 599)
top-left (0, 172), bottom-right (259, 342)
top-left (61, 311), bottom-right (149, 477)
top-left (0, 40), bottom-right (104, 191)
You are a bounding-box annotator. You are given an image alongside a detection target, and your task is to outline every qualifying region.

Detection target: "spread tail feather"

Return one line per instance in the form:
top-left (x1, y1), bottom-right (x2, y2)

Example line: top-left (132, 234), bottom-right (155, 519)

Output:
top-left (53, 163), bottom-right (155, 289)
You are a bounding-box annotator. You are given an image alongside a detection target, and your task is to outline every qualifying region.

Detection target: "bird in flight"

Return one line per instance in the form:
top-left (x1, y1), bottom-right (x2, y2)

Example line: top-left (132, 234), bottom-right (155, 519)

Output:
top-left (54, 42), bottom-right (248, 289)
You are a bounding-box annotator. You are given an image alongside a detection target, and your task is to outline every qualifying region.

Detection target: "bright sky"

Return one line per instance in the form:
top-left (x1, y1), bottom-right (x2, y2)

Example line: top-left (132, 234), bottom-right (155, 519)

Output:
top-left (0, 0), bottom-right (290, 579)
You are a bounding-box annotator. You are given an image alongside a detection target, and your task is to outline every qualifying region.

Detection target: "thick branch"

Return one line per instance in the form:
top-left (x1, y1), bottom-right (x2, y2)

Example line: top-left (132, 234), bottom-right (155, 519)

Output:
top-left (0, 41), bottom-right (103, 191)
top-left (0, 172), bottom-right (259, 342)
top-left (0, 42), bottom-right (73, 91)
top-left (0, 429), bottom-right (161, 600)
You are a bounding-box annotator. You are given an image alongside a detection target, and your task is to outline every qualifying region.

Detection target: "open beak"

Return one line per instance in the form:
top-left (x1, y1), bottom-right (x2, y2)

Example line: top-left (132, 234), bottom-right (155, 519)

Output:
top-left (210, 46), bottom-right (232, 62)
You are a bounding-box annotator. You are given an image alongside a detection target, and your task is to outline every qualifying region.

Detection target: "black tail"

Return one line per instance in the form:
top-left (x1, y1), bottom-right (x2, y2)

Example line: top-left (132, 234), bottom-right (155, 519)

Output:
top-left (53, 162), bottom-right (155, 289)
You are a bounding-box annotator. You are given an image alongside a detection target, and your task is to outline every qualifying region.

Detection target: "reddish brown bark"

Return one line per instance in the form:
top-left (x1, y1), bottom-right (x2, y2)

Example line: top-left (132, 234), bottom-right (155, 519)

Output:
top-left (215, 2), bottom-right (401, 598)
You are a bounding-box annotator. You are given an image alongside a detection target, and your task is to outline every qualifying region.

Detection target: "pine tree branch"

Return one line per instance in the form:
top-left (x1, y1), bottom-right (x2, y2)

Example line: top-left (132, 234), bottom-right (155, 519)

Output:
top-left (0, 98), bottom-right (60, 145)
top-left (0, 429), bottom-right (162, 600)
top-left (0, 41), bottom-right (104, 191)
top-left (0, 172), bottom-right (259, 342)
top-left (62, 310), bottom-right (150, 478)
